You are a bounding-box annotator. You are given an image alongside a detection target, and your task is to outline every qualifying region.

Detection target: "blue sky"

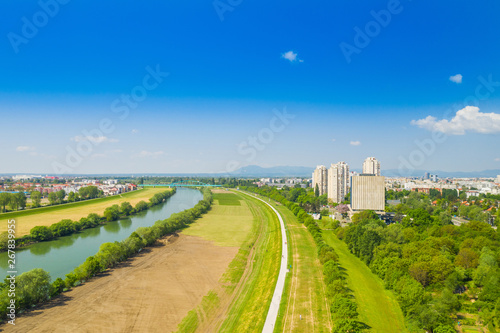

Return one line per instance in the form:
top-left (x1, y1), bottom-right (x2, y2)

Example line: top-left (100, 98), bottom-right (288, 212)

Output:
top-left (1, 0), bottom-right (500, 174)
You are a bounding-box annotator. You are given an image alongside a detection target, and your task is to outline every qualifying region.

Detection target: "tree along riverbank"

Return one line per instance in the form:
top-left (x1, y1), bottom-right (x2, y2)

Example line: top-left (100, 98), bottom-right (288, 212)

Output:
top-left (0, 189), bottom-right (176, 252)
top-left (0, 188), bottom-right (213, 323)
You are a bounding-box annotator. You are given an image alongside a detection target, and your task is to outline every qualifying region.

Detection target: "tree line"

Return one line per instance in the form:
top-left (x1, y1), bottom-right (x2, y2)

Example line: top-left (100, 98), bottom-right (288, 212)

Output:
top-left (0, 188), bottom-right (213, 322)
top-left (338, 204), bottom-right (500, 331)
top-left (0, 192), bottom-right (27, 212)
top-left (0, 190), bottom-right (176, 252)
top-left (245, 186), bottom-right (500, 332)
top-left (0, 186), bottom-right (105, 213)
top-left (386, 189), bottom-right (499, 226)
top-left (241, 186), bottom-right (368, 332)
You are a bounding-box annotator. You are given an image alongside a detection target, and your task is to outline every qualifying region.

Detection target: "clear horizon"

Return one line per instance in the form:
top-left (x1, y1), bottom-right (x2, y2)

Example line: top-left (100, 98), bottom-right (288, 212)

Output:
top-left (2, 1), bottom-right (500, 174)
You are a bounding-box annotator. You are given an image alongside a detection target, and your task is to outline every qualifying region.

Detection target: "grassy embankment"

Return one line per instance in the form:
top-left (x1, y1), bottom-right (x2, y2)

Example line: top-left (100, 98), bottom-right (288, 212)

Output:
top-left (272, 203), bottom-right (332, 333)
top-left (0, 188), bottom-right (167, 236)
top-left (322, 228), bottom-right (407, 333)
top-left (176, 191), bottom-right (282, 332)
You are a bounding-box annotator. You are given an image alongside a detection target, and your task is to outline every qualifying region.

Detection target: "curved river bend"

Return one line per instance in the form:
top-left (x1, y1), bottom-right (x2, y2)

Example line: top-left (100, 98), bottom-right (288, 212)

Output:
top-left (0, 188), bottom-right (203, 281)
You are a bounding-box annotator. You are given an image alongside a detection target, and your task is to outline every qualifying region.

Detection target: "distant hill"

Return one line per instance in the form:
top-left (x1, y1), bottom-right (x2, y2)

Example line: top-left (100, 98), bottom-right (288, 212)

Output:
top-left (229, 165), bottom-right (500, 178)
top-left (2, 167), bottom-right (499, 179)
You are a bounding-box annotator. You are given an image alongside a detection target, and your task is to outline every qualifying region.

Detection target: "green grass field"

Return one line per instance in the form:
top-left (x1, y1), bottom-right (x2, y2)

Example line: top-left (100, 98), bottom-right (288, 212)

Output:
top-left (323, 231), bottom-right (407, 333)
top-left (176, 190), bottom-right (282, 332)
top-left (218, 192), bottom-right (281, 332)
top-left (0, 188), bottom-right (168, 236)
top-left (273, 204), bottom-right (332, 333)
top-left (214, 192), bottom-right (242, 206)
top-left (182, 198), bottom-right (254, 247)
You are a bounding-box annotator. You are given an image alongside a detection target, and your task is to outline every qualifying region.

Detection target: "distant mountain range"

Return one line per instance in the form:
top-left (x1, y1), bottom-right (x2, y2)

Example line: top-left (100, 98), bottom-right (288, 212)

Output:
top-left (1, 166), bottom-right (499, 178)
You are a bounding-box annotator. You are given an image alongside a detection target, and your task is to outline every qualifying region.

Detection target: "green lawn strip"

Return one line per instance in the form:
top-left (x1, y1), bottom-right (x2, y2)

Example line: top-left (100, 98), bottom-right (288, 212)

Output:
top-left (0, 188), bottom-right (150, 220)
top-left (213, 192), bottom-right (242, 206)
top-left (274, 204), bottom-right (332, 333)
top-left (323, 231), bottom-right (407, 333)
top-left (218, 193), bottom-right (281, 332)
top-left (182, 202), bottom-right (253, 247)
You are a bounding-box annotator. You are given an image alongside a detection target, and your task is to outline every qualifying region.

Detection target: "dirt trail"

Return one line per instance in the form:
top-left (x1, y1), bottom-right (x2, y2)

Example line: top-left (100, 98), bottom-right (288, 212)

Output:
top-left (1, 234), bottom-right (237, 333)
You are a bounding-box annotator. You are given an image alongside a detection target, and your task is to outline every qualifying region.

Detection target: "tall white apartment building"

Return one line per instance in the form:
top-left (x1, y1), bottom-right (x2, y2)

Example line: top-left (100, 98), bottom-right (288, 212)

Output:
top-left (328, 162), bottom-right (350, 203)
top-left (351, 175), bottom-right (386, 212)
top-left (312, 165), bottom-right (328, 195)
top-left (362, 157), bottom-right (381, 176)
top-left (496, 175), bottom-right (500, 183)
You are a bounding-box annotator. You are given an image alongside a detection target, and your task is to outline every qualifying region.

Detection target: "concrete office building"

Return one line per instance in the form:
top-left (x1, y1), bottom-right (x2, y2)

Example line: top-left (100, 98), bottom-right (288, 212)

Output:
top-left (351, 174), bottom-right (385, 212)
top-left (312, 165), bottom-right (328, 196)
top-left (362, 157), bottom-right (381, 176)
top-left (328, 162), bottom-right (349, 203)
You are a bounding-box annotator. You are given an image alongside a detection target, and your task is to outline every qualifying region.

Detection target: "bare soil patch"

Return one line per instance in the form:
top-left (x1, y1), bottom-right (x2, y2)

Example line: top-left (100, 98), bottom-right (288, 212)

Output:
top-left (2, 234), bottom-right (237, 333)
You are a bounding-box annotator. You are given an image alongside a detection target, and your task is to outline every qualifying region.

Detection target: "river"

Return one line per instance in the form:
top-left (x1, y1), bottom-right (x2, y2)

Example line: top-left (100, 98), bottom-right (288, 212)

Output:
top-left (0, 188), bottom-right (203, 281)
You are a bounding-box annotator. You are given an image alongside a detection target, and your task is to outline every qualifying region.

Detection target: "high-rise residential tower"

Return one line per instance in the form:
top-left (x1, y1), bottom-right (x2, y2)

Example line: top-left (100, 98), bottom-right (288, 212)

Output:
top-left (362, 157), bottom-right (381, 176)
top-left (312, 165), bottom-right (328, 196)
top-left (328, 162), bottom-right (350, 203)
top-left (351, 174), bottom-right (386, 212)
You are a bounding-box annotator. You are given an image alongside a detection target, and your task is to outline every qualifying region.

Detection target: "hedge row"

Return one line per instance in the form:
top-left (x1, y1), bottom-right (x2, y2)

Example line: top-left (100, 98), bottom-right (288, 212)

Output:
top-left (0, 188), bottom-right (212, 321)
top-left (0, 189), bottom-right (176, 252)
top-left (241, 187), bottom-right (368, 332)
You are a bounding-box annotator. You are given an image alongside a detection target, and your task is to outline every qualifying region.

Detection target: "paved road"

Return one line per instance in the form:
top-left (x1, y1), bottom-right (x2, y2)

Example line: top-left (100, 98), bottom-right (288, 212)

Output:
top-left (452, 216), bottom-right (468, 226)
top-left (452, 216), bottom-right (497, 229)
top-left (238, 191), bottom-right (288, 333)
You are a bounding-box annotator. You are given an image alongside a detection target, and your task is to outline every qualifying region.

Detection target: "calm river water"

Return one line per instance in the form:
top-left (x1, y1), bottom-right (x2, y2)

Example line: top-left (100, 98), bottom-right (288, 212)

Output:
top-left (0, 188), bottom-right (203, 281)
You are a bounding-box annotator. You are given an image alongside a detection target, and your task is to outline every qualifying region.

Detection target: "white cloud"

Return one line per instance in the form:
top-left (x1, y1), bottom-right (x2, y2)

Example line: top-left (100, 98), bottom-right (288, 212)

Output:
top-left (135, 150), bottom-right (165, 158)
top-left (131, 129), bottom-right (139, 134)
top-left (71, 135), bottom-right (119, 143)
top-left (411, 106), bottom-right (500, 135)
top-left (495, 158), bottom-right (500, 162)
top-left (350, 141), bottom-right (361, 146)
top-left (281, 51), bottom-right (303, 63)
top-left (449, 74), bottom-right (463, 84)
top-left (16, 146), bottom-right (34, 152)
top-left (331, 138), bottom-right (336, 142)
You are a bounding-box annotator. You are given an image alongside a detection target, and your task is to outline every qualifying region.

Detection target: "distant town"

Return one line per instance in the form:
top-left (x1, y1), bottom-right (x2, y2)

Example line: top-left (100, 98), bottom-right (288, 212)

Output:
top-left (0, 176), bottom-right (136, 196)
top-left (1, 166), bottom-right (499, 225)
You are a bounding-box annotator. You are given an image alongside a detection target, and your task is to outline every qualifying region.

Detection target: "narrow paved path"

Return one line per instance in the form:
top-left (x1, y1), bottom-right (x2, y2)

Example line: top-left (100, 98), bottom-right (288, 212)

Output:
top-left (238, 191), bottom-right (288, 333)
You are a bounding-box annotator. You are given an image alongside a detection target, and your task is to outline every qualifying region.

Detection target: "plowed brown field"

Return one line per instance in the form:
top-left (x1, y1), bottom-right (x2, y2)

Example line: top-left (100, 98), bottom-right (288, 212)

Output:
top-left (2, 234), bottom-right (237, 333)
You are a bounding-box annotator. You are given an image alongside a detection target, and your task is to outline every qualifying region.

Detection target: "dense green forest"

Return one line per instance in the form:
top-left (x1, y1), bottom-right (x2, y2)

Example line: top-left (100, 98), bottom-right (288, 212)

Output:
top-left (247, 185), bottom-right (500, 332)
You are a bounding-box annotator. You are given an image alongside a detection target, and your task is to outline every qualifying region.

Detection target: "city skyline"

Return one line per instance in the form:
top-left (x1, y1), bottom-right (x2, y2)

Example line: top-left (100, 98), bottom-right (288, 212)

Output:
top-left (2, 1), bottom-right (500, 174)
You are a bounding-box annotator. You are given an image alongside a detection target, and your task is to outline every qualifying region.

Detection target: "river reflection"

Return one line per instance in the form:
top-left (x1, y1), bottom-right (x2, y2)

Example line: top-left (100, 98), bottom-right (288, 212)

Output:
top-left (0, 188), bottom-right (203, 280)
